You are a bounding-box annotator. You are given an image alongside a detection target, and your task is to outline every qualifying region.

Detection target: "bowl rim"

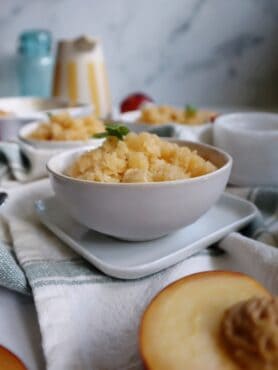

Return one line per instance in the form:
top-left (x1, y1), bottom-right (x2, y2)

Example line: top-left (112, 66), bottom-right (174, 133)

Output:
top-left (0, 95), bottom-right (89, 107)
top-left (18, 120), bottom-right (104, 147)
top-left (214, 111), bottom-right (278, 136)
top-left (0, 96), bottom-right (92, 121)
top-left (46, 138), bottom-right (233, 187)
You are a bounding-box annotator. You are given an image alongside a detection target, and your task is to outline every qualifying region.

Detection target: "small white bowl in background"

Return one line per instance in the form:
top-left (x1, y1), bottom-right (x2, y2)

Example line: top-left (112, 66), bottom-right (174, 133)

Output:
top-left (117, 110), bottom-right (213, 144)
top-left (213, 112), bottom-right (278, 186)
top-left (19, 121), bottom-right (104, 150)
top-left (47, 140), bottom-right (232, 241)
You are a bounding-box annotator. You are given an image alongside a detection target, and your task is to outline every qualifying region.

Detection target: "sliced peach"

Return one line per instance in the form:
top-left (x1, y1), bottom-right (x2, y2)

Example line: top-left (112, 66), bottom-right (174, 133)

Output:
top-left (140, 271), bottom-right (270, 370)
top-left (0, 346), bottom-right (27, 370)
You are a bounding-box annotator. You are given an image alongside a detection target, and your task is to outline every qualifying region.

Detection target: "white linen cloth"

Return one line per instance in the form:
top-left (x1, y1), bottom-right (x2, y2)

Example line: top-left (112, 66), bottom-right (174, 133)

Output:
top-left (0, 179), bottom-right (277, 370)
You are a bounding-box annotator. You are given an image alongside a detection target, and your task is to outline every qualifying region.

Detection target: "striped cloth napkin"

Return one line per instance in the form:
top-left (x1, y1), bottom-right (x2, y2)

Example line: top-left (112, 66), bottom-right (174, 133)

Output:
top-left (0, 178), bottom-right (277, 370)
top-left (0, 128), bottom-right (277, 369)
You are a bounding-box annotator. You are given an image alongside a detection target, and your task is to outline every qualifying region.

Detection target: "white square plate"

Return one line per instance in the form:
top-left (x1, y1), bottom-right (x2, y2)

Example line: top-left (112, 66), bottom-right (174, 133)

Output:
top-left (35, 193), bottom-right (257, 279)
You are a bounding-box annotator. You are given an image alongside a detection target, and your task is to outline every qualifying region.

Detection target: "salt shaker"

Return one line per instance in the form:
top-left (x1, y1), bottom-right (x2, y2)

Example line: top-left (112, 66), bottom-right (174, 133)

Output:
top-left (52, 36), bottom-right (111, 118)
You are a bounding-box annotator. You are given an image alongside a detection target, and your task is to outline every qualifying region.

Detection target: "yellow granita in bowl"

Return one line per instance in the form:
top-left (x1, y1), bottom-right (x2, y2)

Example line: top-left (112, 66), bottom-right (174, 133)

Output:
top-left (67, 131), bottom-right (217, 183)
top-left (28, 113), bottom-right (105, 141)
top-left (138, 105), bottom-right (218, 125)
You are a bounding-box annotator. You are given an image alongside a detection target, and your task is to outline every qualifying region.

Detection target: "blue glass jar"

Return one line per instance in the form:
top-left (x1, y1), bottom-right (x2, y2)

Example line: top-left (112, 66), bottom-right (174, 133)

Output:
top-left (17, 30), bottom-right (53, 97)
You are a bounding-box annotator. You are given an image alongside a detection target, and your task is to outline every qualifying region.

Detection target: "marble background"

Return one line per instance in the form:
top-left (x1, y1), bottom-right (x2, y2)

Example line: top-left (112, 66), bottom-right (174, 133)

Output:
top-left (0, 0), bottom-right (278, 107)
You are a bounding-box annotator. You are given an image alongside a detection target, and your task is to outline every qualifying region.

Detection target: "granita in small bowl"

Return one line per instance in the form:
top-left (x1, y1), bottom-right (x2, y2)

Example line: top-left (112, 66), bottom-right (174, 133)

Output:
top-left (19, 112), bottom-right (105, 150)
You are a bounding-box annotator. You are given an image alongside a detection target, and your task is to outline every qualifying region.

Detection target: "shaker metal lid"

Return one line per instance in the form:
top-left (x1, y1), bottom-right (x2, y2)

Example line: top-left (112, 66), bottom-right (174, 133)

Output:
top-left (73, 36), bottom-right (97, 51)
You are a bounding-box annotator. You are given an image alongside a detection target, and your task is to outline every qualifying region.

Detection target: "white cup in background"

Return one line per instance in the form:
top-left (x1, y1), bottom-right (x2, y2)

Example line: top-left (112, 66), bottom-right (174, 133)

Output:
top-left (213, 112), bottom-right (278, 186)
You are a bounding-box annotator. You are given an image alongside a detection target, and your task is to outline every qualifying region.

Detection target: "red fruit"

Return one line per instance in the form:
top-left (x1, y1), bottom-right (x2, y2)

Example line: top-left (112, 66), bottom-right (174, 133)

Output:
top-left (120, 92), bottom-right (153, 113)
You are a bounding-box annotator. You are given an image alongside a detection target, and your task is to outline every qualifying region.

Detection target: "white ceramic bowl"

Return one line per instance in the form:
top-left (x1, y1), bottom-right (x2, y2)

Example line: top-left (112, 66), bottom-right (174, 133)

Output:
top-left (19, 121), bottom-right (104, 150)
top-left (47, 140), bottom-right (232, 241)
top-left (0, 96), bottom-right (91, 118)
top-left (213, 112), bottom-right (278, 186)
top-left (0, 96), bottom-right (92, 140)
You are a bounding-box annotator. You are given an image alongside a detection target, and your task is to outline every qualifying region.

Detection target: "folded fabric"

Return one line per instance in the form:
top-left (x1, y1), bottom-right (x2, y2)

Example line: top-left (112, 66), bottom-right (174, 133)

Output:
top-left (0, 141), bottom-right (62, 183)
top-left (227, 186), bottom-right (278, 246)
top-left (0, 179), bottom-right (277, 370)
top-left (0, 242), bottom-right (29, 294)
top-left (220, 232), bottom-right (278, 294)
